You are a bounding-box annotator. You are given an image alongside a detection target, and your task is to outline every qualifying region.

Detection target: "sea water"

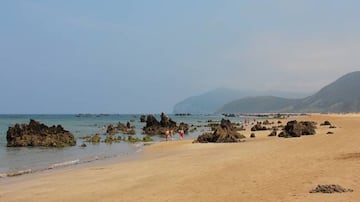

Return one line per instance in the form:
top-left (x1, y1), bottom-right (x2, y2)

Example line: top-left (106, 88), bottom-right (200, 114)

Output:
top-left (0, 114), bottom-right (246, 176)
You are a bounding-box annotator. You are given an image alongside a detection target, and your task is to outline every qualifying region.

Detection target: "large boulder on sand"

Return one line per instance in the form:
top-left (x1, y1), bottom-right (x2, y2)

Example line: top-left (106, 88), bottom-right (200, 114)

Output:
top-left (278, 120), bottom-right (316, 138)
top-left (195, 119), bottom-right (246, 143)
top-left (6, 119), bottom-right (76, 147)
top-left (251, 123), bottom-right (268, 131)
top-left (268, 129), bottom-right (277, 137)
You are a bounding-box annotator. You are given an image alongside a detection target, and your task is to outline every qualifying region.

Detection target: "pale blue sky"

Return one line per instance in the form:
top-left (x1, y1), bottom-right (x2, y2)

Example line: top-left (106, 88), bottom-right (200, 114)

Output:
top-left (1, 0), bottom-right (359, 113)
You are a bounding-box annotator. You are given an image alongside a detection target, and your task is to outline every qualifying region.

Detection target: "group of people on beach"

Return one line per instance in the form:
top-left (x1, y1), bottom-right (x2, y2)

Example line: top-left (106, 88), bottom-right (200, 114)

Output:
top-left (243, 118), bottom-right (256, 126)
top-left (165, 129), bottom-right (184, 141)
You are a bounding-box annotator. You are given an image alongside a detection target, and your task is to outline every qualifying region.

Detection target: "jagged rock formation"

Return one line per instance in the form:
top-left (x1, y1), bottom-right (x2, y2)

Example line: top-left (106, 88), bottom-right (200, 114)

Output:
top-left (143, 113), bottom-right (189, 135)
top-left (81, 134), bottom-right (101, 143)
top-left (251, 123), bottom-right (268, 131)
top-left (195, 119), bottom-right (246, 143)
top-left (107, 122), bottom-right (136, 135)
top-left (278, 120), bottom-right (316, 138)
top-left (6, 119), bottom-right (76, 147)
top-left (140, 115), bottom-right (146, 122)
top-left (268, 129), bottom-right (277, 136)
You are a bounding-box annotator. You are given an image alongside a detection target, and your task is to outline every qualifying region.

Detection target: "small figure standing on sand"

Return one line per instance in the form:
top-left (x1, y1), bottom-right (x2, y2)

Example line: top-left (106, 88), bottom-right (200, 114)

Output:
top-left (165, 130), bottom-right (170, 141)
top-left (170, 129), bottom-right (174, 141)
top-left (179, 129), bottom-right (184, 139)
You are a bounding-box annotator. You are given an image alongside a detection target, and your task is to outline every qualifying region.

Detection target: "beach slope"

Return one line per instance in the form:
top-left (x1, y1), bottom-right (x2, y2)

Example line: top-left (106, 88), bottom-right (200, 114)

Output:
top-left (1, 114), bottom-right (360, 202)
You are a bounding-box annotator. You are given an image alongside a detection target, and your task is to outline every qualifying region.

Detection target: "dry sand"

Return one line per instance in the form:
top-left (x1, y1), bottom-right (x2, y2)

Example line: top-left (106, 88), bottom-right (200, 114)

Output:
top-left (1, 114), bottom-right (360, 202)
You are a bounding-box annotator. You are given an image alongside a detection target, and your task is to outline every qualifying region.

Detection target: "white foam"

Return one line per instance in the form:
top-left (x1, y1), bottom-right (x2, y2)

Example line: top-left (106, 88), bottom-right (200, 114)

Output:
top-left (48, 159), bottom-right (80, 169)
top-left (6, 169), bottom-right (32, 177)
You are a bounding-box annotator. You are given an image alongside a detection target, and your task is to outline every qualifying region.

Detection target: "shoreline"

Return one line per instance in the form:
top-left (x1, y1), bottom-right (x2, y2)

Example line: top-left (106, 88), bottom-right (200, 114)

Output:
top-left (0, 141), bottom-right (144, 180)
top-left (1, 113), bottom-right (360, 201)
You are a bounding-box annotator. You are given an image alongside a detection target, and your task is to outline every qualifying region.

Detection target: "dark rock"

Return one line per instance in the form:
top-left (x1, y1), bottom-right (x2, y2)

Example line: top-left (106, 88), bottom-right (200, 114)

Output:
top-left (250, 133), bottom-right (256, 138)
top-left (194, 132), bottom-right (213, 143)
top-left (329, 125), bottom-right (337, 129)
top-left (80, 143), bottom-right (87, 147)
top-left (327, 131), bottom-right (334, 135)
top-left (175, 113), bottom-right (192, 116)
top-left (178, 122), bottom-right (189, 134)
top-left (6, 119), bottom-right (76, 147)
top-left (143, 115), bottom-right (161, 135)
top-left (140, 115), bottom-right (146, 123)
top-left (262, 120), bottom-right (271, 125)
top-left (160, 112), bottom-right (177, 128)
top-left (208, 122), bottom-right (220, 131)
top-left (104, 135), bottom-right (121, 143)
top-left (268, 129), bottom-right (277, 137)
top-left (106, 122), bottom-right (136, 135)
top-left (309, 184), bottom-right (353, 193)
top-left (116, 122), bottom-right (127, 133)
top-left (125, 136), bottom-right (142, 143)
top-left (278, 120), bottom-right (316, 138)
top-left (320, 121), bottom-right (332, 126)
top-left (106, 124), bottom-right (118, 135)
top-left (143, 113), bottom-right (177, 135)
top-left (251, 123), bottom-right (268, 131)
top-left (195, 119), bottom-right (246, 143)
top-left (124, 128), bottom-right (136, 135)
top-left (142, 136), bottom-right (153, 142)
top-left (83, 134), bottom-right (101, 143)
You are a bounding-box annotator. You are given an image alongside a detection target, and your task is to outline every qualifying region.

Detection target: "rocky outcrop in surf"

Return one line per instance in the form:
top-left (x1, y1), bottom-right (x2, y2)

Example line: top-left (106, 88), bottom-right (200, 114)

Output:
top-left (143, 113), bottom-right (189, 136)
top-left (106, 122), bottom-right (136, 135)
top-left (140, 115), bottom-right (146, 122)
top-left (6, 119), bottom-right (76, 147)
top-left (194, 119), bottom-right (246, 143)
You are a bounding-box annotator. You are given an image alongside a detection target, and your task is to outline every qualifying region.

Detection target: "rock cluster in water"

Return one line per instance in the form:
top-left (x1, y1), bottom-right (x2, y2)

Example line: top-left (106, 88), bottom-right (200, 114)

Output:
top-left (195, 119), bottom-right (246, 143)
top-left (6, 119), bottom-right (76, 147)
top-left (106, 122), bottom-right (136, 135)
top-left (278, 120), bottom-right (316, 138)
top-left (143, 113), bottom-right (189, 135)
top-left (140, 115), bottom-right (146, 123)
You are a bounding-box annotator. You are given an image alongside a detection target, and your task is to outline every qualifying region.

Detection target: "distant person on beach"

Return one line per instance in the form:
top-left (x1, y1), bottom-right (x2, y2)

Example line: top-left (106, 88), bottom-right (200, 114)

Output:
top-left (179, 129), bottom-right (184, 139)
top-left (165, 130), bottom-right (170, 141)
top-left (170, 129), bottom-right (174, 140)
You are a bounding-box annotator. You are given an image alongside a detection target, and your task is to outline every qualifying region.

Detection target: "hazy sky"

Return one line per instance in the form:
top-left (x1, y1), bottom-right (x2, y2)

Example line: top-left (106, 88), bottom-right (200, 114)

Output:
top-left (1, 0), bottom-right (359, 114)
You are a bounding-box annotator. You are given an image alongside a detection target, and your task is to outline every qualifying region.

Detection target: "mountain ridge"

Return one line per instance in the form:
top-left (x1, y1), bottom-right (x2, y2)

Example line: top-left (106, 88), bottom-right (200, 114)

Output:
top-left (218, 71), bottom-right (360, 113)
top-left (173, 88), bottom-right (310, 114)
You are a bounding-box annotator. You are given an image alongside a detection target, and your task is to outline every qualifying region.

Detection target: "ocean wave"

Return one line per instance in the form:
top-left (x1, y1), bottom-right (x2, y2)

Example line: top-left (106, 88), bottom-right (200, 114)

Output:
top-left (48, 159), bottom-right (80, 169)
top-left (5, 169), bottom-right (32, 177)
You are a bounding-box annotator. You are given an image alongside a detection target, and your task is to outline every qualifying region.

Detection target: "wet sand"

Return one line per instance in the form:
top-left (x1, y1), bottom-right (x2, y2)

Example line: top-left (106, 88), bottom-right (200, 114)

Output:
top-left (1, 114), bottom-right (360, 202)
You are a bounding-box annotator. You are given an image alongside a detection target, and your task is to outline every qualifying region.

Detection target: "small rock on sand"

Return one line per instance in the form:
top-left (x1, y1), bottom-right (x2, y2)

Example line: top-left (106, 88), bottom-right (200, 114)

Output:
top-left (309, 184), bottom-right (353, 193)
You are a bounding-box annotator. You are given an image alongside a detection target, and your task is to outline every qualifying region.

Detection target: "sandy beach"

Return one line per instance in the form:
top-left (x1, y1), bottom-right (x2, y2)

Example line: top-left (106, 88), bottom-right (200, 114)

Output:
top-left (1, 114), bottom-right (360, 202)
